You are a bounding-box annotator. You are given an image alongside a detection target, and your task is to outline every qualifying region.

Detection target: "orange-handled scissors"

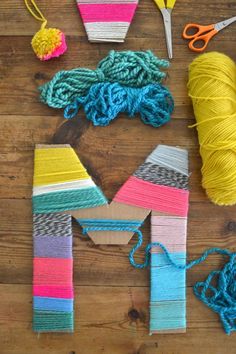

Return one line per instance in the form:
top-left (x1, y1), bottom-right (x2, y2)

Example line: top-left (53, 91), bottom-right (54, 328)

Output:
top-left (183, 16), bottom-right (236, 52)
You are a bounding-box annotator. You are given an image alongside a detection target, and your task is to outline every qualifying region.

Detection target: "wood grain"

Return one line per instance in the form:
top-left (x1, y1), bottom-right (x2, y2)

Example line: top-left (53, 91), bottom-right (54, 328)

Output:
top-left (0, 0), bottom-right (236, 352)
top-left (1, 285), bottom-right (236, 354)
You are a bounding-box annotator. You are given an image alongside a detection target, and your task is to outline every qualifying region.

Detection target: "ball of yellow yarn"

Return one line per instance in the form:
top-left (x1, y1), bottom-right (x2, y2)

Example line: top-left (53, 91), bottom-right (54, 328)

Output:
top-left (188, 52), bottom-right (236, 206)
top-left (31, 27), bottom-right (67, 61)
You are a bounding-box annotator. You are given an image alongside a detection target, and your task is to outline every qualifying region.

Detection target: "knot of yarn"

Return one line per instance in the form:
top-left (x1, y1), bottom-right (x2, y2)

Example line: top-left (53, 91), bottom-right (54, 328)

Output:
top-left (39, 50), bottom-right (169, 108)
top-left (64, 82), bottom-right (174, 127)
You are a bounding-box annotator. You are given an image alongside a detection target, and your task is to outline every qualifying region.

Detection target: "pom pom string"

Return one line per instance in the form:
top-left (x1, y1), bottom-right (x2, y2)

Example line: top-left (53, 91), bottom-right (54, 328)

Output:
top-left (39, 50), bottom-right (169, 107)
top-left (24, 0), bottom-right (47, 28)
top-left (63, 82), bottom-right (174, 127)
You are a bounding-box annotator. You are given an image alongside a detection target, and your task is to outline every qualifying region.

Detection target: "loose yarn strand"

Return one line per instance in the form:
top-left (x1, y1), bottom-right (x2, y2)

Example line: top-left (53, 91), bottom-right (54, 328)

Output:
top-left (129, 227), bottom-right (231, 270)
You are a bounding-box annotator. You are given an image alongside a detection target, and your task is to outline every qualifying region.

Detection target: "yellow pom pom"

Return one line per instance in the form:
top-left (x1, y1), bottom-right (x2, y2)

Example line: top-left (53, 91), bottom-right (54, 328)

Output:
top-left (31, 27), bottom-right (67, 61)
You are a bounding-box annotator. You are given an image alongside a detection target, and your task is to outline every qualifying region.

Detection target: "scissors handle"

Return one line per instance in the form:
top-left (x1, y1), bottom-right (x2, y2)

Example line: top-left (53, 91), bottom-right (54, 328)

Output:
top-left (183, 23), bottom-right (215, 39)
top-left (183, 23), bottom-right (218, 52)
top-left (167, 0), bottom-right (176, 9)
top-left (154, 0), bottom-right (177, 10)
top-left (153, 0), bottom-right (166, 9)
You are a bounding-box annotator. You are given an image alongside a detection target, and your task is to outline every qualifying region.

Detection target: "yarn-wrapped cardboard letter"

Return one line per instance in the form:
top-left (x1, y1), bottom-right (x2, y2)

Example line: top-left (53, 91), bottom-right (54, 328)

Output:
top-left (32, 144), bottom-right (189, 333)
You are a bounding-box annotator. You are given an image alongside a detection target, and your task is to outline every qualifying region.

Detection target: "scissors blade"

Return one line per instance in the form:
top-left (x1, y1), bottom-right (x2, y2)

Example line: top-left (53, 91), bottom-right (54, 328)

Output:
top-left (160, 8), bottom-right (173, 59)
top-left (214, 16), bottom-right (236, 32)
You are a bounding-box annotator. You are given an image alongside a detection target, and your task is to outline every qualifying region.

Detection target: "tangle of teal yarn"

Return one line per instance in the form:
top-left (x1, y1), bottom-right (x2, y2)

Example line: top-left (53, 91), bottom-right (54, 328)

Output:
top-left (39, 50), bottom-right (169, 109)
top-left (64, 82), bottom-right (174, 127)
top-left (130, 230), bottom-right (236, 335)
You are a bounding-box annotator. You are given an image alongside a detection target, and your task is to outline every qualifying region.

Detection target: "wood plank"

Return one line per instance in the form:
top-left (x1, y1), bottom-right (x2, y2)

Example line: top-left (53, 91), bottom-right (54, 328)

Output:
top-left (0, 284), bottom-right (236, 354)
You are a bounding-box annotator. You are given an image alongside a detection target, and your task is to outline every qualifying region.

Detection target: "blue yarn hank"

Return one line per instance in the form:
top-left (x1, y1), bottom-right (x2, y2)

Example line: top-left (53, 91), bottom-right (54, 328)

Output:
top-left (64, 82), bottom-right (174, 127)
top-left (78, 218), bottom-right (236, 335)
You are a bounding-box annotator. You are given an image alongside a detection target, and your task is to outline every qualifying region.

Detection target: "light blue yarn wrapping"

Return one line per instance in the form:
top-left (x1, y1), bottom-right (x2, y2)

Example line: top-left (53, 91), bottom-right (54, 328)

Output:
top-left (64, 82), bottom-right (174, 127)
top-left (78, 218), bottom-right (236, 335)
top-left (34, 297), bottom-right (73, 312)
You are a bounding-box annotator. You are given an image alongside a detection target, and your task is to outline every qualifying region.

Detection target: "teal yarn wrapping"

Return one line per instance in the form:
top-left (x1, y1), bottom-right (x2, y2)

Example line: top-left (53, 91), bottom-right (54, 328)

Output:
top-left (33, 311), bottom-right (74, 332)
top-left (64, 83), bottom-right (174, 127)
top-left (39, 50), bottom-right (169, 109)
top-left (78, 219), bottom-right (143, 233)
top-left (130, 230), bottom-right (236, 335)
top-left (32, 188), bottom-right (108, 214)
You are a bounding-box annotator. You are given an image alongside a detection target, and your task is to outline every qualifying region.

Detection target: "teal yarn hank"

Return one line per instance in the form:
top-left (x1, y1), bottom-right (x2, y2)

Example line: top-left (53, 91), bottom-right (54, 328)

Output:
top-left (130, 230), bottom-right (236, 335)
top-left (39, 50), bottom-right (169, 109)
top-left (64, 82), bottom-right (174, 127)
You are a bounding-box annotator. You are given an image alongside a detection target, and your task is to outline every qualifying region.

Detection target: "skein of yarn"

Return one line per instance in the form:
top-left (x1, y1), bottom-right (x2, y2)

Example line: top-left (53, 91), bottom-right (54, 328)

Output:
top-left (64, 82), bottom-right (174, 127)
top-left (39, 50), bottom-right (169, 108)
top-left (188, 52), bottom-right (236, 206)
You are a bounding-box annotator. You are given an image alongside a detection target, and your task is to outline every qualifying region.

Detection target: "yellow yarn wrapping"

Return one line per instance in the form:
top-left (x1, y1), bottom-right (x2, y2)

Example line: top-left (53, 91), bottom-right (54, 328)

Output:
top-left (188, 52), bottom-right (236, 206)
top-left (34, 147), bottom-right (90, 186)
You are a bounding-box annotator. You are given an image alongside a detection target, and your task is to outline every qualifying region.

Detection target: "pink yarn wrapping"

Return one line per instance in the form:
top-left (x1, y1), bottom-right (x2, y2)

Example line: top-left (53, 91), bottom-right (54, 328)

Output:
top-left (151, 215), bottom-right (187, 253)
top-left (33, 285), bottom-right (74, 299)
top-left (114, 176), bottom-right (189, 217)
top-left (33, 258), bottom-right (73, 285)
top-left (77, 3), bottom-right (137, 23)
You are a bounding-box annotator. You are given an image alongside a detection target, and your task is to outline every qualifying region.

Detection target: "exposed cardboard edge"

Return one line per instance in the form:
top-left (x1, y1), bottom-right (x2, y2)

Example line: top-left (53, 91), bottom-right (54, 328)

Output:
top-left (36, 144), bottom-right (71, 149)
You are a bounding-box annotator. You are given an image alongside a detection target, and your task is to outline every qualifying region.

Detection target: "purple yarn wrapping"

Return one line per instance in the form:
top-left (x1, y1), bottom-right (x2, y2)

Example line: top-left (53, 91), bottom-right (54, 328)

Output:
top-left (34, 235), bottom-right (72, 258)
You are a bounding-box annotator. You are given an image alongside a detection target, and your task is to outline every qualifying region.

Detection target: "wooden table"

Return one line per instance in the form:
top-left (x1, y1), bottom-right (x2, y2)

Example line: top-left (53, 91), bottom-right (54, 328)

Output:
top-left (0, 1), bottom-right (236, 353)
